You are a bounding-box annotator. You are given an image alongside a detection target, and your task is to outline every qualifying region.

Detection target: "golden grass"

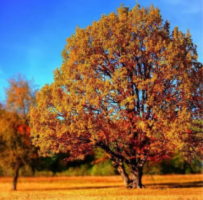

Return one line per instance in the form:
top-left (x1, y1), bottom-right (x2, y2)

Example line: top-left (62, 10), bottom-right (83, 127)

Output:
top-left (0, 174), bottom-right (202, 200)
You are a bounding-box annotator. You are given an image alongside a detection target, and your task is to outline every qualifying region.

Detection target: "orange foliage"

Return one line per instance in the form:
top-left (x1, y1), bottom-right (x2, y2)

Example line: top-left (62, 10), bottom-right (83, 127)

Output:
top-left (30, 4), bottom-right (203, 188)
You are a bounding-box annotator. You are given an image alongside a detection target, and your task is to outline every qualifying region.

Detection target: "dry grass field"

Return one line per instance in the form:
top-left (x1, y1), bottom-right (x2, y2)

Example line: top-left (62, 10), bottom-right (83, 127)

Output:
top-left (0, 174), bottom-right (202, 200)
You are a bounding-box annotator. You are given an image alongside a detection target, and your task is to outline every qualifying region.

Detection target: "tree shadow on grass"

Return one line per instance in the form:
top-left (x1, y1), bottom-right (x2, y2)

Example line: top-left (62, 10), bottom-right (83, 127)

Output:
top-left (20, 181), bottom-right (203, 191)
top-left (21, 185), bottom-right (123, 191)
top-left (145, 181), bottom-right (203, 189)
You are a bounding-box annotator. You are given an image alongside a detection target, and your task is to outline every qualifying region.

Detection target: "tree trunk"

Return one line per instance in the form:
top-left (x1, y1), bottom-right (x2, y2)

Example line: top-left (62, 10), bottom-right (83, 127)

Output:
top-left (117, 164), bottom-right (130, 187)
top-left (111, 159), bottom-right (131, 187)
top-left (12, 163), bottom-right (20, 190)
top-left (131, 167), bottom-right (144, 189)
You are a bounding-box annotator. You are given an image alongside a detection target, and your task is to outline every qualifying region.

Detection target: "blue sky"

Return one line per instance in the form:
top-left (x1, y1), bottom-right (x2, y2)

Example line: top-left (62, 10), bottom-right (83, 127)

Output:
top-left (0, 0), bottom-right (202, 102)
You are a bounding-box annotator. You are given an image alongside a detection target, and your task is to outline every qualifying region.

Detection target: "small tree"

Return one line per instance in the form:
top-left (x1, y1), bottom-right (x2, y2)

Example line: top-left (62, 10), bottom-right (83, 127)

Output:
top-left (0, 75), bottom-right (37, 190)
top-left (30, 4), bottom-right (203, 188)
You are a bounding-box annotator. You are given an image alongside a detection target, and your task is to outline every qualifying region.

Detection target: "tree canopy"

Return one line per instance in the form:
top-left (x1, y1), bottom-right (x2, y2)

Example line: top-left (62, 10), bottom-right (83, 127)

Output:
top-left (30, 4), bottom-right (203, 188)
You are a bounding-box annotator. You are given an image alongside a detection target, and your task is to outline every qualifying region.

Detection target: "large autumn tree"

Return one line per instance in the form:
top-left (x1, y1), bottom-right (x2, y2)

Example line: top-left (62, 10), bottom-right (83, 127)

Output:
top-left (30, 4), bottom-right (203, 188)
top-left (0, 75), bottom-right (37, 190)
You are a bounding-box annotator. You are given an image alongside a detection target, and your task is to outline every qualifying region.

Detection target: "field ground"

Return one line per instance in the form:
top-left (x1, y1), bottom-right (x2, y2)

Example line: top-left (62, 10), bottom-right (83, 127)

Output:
top-left (0, 174), bottom-right (202, 200)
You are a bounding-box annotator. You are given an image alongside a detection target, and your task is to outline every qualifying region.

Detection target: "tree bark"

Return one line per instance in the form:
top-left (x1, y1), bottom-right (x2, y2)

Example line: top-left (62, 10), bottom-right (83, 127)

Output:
top-left (117, 164), bottom-right (130, 187)
top-left (12, 162), bottom-right (20, 190)
top-left (130, 167), bottom-right (144, 189)
top-left (111, 159), bottom-right (131, 187)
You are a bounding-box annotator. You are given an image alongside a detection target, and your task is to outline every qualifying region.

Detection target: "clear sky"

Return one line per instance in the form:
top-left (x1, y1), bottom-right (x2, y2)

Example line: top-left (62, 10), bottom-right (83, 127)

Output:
top-left (0, 0), bottom-right (202, 102)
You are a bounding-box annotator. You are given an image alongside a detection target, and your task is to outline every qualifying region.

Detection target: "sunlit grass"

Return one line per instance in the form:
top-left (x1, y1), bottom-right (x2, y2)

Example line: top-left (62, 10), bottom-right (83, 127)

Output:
top-left (0, 174), bottom-right (202, 199)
